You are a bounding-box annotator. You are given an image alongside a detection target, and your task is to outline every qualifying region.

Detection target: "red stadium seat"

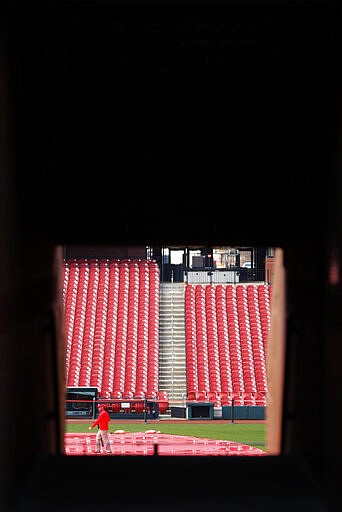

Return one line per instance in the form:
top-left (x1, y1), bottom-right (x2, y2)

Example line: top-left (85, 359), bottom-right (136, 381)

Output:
top-left (133, 392), bottom-right (145, 413)
top-left (110, 391), bottom-right (122, 413)
top-left (195, 390), bottom-right (207, 401)
top-left (187, 390), bottom-right (196, 401)
top-left (157, 391), bottom-right (168, 414)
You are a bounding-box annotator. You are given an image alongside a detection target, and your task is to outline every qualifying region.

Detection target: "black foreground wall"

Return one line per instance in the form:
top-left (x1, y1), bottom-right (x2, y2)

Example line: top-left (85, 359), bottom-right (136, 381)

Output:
top-left (1, 1), bottom-right (342, 512)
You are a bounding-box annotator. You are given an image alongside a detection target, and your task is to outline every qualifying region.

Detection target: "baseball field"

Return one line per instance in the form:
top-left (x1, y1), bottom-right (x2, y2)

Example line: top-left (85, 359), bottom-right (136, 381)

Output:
top-left (65, 419), bottom-right (266, 450)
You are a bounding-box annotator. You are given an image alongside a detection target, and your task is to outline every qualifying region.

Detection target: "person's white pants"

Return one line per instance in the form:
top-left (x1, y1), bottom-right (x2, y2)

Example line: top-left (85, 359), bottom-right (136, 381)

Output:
top-left (95, 429), bottom-right (112, 453)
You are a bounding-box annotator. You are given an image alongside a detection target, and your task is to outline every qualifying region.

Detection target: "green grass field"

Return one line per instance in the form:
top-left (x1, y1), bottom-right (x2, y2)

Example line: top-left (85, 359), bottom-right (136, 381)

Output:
top-left (65, 422), bottom-right (266, 450)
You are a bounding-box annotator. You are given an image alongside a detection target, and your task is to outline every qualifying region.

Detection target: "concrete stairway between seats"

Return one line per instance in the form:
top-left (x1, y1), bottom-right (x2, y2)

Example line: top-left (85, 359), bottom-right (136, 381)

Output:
top-left (158, 282), bottom-right (187, 408)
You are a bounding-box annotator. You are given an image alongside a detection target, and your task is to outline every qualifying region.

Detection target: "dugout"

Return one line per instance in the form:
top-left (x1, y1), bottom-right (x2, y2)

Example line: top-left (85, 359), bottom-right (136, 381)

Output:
top-left (187, 402), bottom-right (215, 420)
top-left (65, 387), bottom-right (98, 419)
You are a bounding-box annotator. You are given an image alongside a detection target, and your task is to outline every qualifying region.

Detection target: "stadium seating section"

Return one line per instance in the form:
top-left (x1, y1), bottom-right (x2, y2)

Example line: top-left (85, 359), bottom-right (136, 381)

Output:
top-left (185, 283), bottom-right (271, 407)
top-left (63, 258), bottom-right (272, 412)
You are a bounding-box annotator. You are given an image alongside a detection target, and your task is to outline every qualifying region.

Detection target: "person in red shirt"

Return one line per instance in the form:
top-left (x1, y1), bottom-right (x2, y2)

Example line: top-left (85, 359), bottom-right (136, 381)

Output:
top-left (89, 403), bottom-right (112, 454)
